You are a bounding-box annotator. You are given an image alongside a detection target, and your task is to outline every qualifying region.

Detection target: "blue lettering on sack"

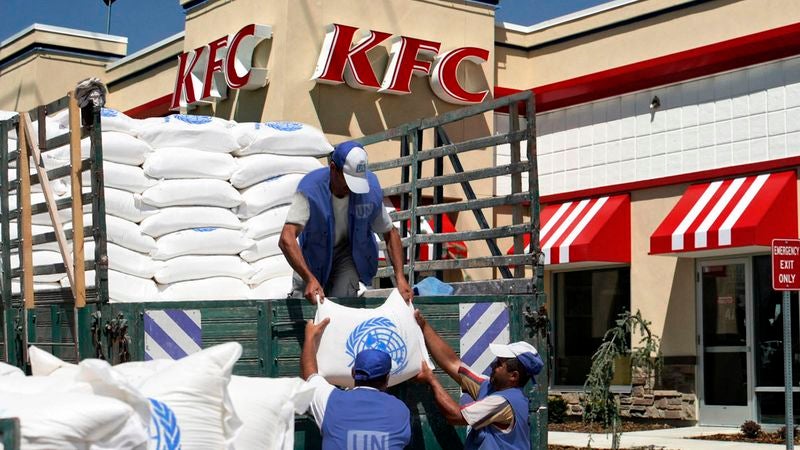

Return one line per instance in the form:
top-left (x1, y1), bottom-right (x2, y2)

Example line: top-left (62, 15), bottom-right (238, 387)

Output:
top-left (101, 108), bottom-right (119, 118)
top-left (148, 398), bottom-right (181, 450)
top-left (265, 121), bottom-right (303, 132)
top-left (347, 430), bottom-right (390, 450)
top-left (167, 114), bottom-right (213, 125)
top-left (192, 227), bottom-right (217, 232)
top-left (345, 317), bottom-right (408, 374)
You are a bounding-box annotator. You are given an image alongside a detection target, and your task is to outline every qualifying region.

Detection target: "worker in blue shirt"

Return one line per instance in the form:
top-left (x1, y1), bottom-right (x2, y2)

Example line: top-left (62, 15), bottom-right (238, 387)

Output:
top-left (413, 311), bottom-right (544, 450)
top-left (301, 317), bottom-right (412, 450)
top-left (279, 140), bottom-right (413, 304)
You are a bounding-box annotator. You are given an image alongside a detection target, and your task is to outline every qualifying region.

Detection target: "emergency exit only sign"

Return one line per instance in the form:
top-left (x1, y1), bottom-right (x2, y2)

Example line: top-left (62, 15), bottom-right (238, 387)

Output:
top-left (773, 239), bottom-right (800, 290)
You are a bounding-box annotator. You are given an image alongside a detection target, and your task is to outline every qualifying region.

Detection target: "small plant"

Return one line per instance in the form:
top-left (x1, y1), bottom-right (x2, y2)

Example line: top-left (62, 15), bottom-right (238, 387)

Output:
top-left (739, 420), bottom-right (761, 439)
top-left (776, 425), bottom-right (797, 441)
top-left (548, 396), bottom-right (568, 424)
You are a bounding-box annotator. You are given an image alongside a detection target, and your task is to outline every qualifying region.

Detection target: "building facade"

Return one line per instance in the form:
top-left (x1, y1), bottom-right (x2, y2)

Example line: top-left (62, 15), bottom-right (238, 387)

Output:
top-left (1, 0), bottom-right (799, 425)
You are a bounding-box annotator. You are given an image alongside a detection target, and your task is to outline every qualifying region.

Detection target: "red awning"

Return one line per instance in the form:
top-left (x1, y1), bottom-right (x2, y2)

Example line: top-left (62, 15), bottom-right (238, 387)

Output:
top-left (650, 170), bottom-right (798, 255)
top-left (507, 194), bottom-right (630, 266)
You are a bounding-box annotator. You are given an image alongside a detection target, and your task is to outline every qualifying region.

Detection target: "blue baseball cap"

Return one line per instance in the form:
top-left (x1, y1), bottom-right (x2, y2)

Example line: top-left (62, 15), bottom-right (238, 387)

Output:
top-left (352, 349), bottom-right (392, 381)
top-left (489, 341), bottom-right (544, 381)
top-left (332, 141), bottom-right (370, 194)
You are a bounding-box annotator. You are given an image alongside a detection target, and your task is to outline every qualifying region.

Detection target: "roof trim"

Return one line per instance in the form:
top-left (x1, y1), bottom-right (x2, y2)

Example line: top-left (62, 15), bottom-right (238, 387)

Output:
top-left (496, 0), bottom-right (641, 32)
top-left (1, 23), bottom-right (127, 48)
top-left (106, 31), bottom-right (184, 71)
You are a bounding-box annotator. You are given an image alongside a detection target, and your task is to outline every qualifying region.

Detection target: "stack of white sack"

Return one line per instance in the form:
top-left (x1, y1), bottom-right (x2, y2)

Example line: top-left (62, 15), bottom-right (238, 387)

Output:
top-left (0, 342), bottom-right (315, 450)
top-left (233, 122), bottom-right (330, 298)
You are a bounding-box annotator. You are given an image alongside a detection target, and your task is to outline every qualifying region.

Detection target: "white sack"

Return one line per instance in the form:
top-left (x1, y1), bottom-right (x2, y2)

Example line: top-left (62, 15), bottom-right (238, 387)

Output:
top-left (249, 275), bottom-right (292, 300)
top-left (107, 270), bottom-right (159, 303)
top-left (107, 242), bottom-right (163, 278)
top-left (138, 114), bottom-right (239, 153)
top-left (8, 168), bottom-right (69, 195)
top-left (112, 359), bottom-right (176, 386)
top-left (52, 108), bottom-right (141, 136)
top-left (140, 207), bottom-right (241, 237)
top-left (240, 234), bottom-right (281, 262)
top-left (155, 255), bottom-right (254, 284)
top-left (230, 154), bottom-right (322, 188)
top-left (0, 361), bottom-right (24, 378)
top-left (105, 187), bottom-right (159, 222)
top-left (47, 132), bottom-right (153, 166)
top-left (236, 173), bottom-right (303, 219)
top-left (159, 277), bottom-right (251, 301)
top-left (0, 392), bottom-right (149, 450)
top-left (11, 280), bottom-right (63, 294)
top-left (153, 227), bottom-right (254, 260)
top-left (143, 148), bottom-right (237, 180)
top-left (228, 376), bottom-right (315, 450)
top-left (243, 205), bottom-right (290, 239)
top-left (10, 250), bottom-right (66, 282)
top-left (101, 215), bottom-right (157, 253)
top-left (314, 289), bottom-right (431, 387)
top-left (141, 179), bottom-right (243, 208)
top-left (233, 121), bottom-right (333, 157)
top-left (59, 270), bottom-right (97, 290)
top-left (28, 345), bottom-right (78, 377)
top-left (103, 160), bottom-right (157, 193)
top-left (8, 115), bottom-right (65, 140)
top-left (10, 192), bottom-right (89, 226)
top-left (135, 342), bottom-right (243, 450)
top-left (249, 254), bottom-right (292, 285)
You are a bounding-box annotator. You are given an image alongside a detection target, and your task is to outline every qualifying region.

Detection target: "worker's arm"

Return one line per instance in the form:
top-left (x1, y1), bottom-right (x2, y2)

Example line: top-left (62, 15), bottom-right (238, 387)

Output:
top-left (415, 361), bottom-right (468, 425)
top-left (414, 310), bottom-right (462, 382)
top-left (279, 222), bottom-right (325, 304)
top-left (383, 227), bottom-right (413, 303)
top-left (300, 317), bottom-right (330, 380)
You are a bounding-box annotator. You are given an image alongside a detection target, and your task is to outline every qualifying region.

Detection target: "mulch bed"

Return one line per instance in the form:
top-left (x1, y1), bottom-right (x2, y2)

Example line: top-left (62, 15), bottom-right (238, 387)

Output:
top-left (693, 432), bottom-right (798, 445)
top-left (550, 446), bottom-right (671, 450)
top-left (549, 419), bottom-right (678, 433)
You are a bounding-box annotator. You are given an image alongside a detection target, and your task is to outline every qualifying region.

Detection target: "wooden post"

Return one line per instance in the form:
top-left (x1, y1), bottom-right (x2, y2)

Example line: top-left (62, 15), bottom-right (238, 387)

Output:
top-left (16, 118), bottom-right (34, 311)
top-left (69, 93), bottom-right (85, 308)
top-left (20, 114), bottom-right (77, 298)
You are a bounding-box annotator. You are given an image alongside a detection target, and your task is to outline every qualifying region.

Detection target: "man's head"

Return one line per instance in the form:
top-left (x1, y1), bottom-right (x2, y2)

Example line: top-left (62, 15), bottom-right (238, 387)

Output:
top-left (330, 141), bottom-right (369, 197)
top-left (351, 348), bottom-right (392, 390)
top-left (488, 341), bottom-right (544, 390)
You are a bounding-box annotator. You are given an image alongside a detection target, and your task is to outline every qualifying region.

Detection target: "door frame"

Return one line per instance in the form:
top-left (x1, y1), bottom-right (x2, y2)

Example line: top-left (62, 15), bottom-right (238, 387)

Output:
top-left (696, 257), bottom-right (755, 425)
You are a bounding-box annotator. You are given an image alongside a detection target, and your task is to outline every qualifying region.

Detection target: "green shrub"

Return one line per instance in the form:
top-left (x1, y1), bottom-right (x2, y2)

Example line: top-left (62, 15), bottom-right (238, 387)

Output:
top-left (548, 396), bottom-right (568, 424)
top-left (739, 420), bottom-right (761, 438)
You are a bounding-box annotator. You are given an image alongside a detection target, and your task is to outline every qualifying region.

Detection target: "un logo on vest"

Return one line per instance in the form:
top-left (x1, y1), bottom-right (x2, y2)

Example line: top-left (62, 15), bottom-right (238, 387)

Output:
top-left (346, 317), bottom-right (408, 374)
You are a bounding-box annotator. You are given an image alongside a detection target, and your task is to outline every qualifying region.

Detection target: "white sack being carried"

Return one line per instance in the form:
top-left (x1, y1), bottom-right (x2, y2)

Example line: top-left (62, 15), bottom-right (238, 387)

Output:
top-left (314, 289), bottom-right (431, 387)
top-left (0, 392), bottom-right (149, 450)
top-left (249, 254), bottom-right (292, 285)
top-left (105, 187), bottom-right (159, 222)
top-left (141, 179), bottom-right (243, 208)
top-left (10, 250), bottom-right (66, 282)
top-left (144, 148), bottom-right (237, 180)
top-left (243, 205), bottom-right (290, 239)
top-left (159, 277), bottom-right (251, 301)
top-left (155, 255), bottom-right (254, 284)
top-left (250, 275), bottom-right (292, 299)
top-left (153, 227), bottom-right (254, 260)
top-left (134, 342), bottom-right (243, 450)
top-left (236, 173), bottom-right (303, 219)
top-left (107, 270), bottom-right (159, 303)
top-left (46, 131), bottom-right (153, 166)
top-left (233, 121), bottom-right (333, 157)
top-left (240, 234), bottom-right (281, 262)
top-left (230, 154), bottom-right (322, 188)
top-left (103, 160), bottom-right (157, 193)
top-left (138, 114), bottom-right (239, 153)
top-left (228, 376), bottom-right (315, 450)
top-left (140, 207), bottom-right (241, 237)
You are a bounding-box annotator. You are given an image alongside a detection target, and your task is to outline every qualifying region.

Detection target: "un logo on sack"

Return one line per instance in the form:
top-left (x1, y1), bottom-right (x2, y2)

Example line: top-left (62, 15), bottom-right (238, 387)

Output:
top-left (346, 317), bottom-right (408, 374)
top-left (101, 108), bottom-right (119, 117)
top-left (265, 121), bottom-right (303, 132)
top-left (168, 114), bottom-right (212, 125)
top-left (148, 398), bottom-right (181, 450)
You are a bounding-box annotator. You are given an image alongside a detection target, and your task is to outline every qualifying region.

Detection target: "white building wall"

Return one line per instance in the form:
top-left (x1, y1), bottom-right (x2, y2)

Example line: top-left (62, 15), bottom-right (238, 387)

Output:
top-left (497, 55), bottom-right (800, 197)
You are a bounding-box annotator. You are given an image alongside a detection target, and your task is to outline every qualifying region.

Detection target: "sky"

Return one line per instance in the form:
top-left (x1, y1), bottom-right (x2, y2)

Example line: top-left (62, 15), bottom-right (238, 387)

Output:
top-left (0, 0), bottom-right (612, 54)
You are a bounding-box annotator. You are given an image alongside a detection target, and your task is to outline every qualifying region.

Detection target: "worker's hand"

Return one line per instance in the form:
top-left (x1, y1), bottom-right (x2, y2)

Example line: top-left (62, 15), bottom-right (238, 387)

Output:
top-left (304, 277), bottom-right (325, 305)
top-left (413, 360), bottom-right (434, 384)
top-left (305, 317), bottom-right (330, 343)
top-left (396, 277), bottom-right (414, 304)
top-left (414, 309), bottom-right (427, 329)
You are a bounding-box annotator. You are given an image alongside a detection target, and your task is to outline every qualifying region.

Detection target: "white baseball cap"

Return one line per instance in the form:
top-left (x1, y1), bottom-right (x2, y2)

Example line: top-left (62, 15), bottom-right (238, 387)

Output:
top-left (489, 341), bottom-right (544, 378)
top-left (332, 141), bottom-right (370, 194)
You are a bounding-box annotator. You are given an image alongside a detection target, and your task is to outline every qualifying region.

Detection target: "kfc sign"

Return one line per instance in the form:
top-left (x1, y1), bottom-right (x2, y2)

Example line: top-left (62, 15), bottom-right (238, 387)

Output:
top-left (312, 24), bottom-right (489, 105)
top-left (171, 24), bottom-right (272, 110)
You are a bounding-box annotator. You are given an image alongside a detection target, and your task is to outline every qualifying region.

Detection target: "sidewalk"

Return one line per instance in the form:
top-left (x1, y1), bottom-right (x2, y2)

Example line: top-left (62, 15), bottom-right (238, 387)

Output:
top-left (549, 426), bottom-right (787, 449)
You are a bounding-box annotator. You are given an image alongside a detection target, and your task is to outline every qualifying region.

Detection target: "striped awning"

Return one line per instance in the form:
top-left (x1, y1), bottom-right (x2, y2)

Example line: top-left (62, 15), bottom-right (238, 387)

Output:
top-left (508, 194), bottom-right (630, 266)
top-left (650, 170), bottom-right (797, 255)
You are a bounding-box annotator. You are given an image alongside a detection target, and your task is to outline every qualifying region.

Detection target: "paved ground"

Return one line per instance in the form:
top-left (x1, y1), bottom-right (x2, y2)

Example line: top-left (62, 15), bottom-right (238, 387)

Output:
top-left (549, 426), bottom-right (787, 449)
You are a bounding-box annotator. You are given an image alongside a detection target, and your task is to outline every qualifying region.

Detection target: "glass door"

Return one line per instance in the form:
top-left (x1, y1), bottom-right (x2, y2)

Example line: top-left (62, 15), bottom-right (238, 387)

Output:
top-left (697, 259), bottom-right (753, 425)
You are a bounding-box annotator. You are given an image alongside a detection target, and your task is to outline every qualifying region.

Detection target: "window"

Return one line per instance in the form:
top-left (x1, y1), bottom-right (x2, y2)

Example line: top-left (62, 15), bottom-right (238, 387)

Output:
top-left (553, 268), bottom-right (631, 387)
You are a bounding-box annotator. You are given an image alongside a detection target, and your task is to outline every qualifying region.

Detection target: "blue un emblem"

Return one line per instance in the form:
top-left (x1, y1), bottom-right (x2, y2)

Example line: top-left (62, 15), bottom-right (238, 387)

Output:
top-left (168, 114), bottom-right (213, 125)
top-left (148, 398), bottom-right (181, 450)
top-left (265, 121), bottom-right (303, 132)
top-left (346, 317), bottom-right (408, 374)
top-left (101, 108), bottom-right (119, 117)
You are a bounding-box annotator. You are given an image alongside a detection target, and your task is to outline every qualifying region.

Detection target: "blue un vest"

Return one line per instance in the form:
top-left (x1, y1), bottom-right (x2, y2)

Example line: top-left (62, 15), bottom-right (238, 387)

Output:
top-left (297, 168), bottom-right (383, 287)
top-left (321, 388), bottom-right (412, 450)
top-left (464, 382), bottom-right (531, 450)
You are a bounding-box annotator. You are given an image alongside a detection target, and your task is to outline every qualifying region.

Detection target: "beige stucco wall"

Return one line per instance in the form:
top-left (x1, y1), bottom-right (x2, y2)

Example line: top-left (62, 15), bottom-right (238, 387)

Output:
top-left (495, 0), bottom-right (800, 90)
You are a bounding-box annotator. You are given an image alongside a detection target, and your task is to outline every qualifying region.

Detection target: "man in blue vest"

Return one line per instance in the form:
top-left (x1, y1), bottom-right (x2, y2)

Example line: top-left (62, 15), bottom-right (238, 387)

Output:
top-left (301, 317), bottom-right (412, 450)
top-left (279, 140), bottom-right (413, 304)
top-left (412, 311), bottom-right (544, 450)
